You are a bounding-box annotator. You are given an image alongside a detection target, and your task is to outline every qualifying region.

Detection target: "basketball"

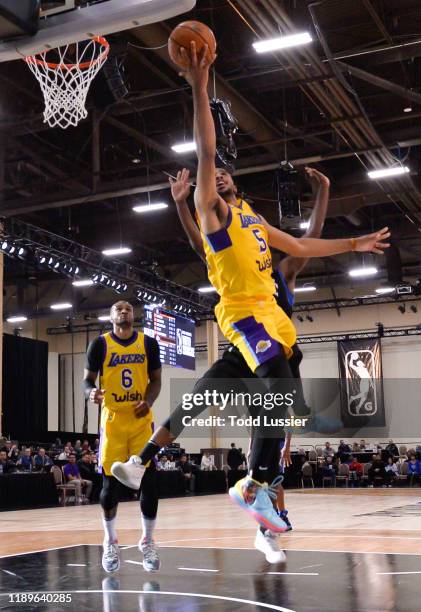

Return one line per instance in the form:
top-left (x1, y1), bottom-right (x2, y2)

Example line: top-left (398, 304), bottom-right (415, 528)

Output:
top-left (168, 21), bottom-right (216, 70)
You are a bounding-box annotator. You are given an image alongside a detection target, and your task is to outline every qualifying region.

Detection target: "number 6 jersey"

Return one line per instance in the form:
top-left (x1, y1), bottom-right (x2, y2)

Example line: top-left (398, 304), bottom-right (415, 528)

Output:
top-left (85, 330), bottom-right (161, 412)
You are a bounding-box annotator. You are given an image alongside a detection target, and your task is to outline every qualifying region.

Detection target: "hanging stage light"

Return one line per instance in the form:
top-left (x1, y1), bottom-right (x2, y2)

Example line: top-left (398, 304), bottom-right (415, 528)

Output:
top-left (276, 161), bottom-right (301, 221)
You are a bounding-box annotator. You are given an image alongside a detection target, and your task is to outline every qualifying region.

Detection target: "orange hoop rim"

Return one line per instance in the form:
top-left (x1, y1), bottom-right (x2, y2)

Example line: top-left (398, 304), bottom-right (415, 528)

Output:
top-left (25, 36), bottom-right (109, 70)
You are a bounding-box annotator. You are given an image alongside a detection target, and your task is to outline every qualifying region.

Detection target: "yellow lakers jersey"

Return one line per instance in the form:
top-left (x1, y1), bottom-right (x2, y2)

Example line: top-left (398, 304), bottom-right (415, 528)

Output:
top-left (201, 198), bottom-right (276, 301)
top-left (99, 331), bottom-right (149, 412)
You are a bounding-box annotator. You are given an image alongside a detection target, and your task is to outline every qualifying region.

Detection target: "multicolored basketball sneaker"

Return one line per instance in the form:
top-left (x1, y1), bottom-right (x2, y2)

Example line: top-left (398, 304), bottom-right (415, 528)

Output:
top-left (229, 476), bottom-right (288, 533)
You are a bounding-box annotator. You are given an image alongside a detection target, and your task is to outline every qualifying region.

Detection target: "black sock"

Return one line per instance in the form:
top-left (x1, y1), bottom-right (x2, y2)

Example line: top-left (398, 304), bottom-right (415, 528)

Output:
top-left (140, 441), bottom-right (160, 465)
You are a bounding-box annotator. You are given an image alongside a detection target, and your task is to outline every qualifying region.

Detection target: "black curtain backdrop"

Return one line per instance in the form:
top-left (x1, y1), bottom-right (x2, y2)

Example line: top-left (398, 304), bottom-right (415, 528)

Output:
top-left (2, 334), bottom-right (48, 440)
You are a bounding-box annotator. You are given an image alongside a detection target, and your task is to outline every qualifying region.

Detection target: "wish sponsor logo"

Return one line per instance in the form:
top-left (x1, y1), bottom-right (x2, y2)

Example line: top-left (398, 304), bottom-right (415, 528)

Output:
top-left (239, 213), bottom-right (260, 228)
top-left (257, 255), bottom-right (272, 272)
top-left (256, 339), bottom-right (272, 354)
top-left (107, 352), bottom-right (146, 367)
top-left (111, 390), bottom-right (143, 403)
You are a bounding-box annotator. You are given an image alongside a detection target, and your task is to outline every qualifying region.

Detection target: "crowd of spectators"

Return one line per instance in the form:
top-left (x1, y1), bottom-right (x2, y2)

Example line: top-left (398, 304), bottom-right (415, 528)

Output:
top-left (2, 436), bottom-right (421, 502)
top-left (300, 439), bottom-right (421, 488)
top-left (0, 437), bottom-right (101, 504)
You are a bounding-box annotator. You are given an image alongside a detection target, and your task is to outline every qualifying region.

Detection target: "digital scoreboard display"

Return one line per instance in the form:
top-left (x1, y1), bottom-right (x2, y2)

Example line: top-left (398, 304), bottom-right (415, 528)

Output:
top-left (143, 306), bottom-right (195, 370)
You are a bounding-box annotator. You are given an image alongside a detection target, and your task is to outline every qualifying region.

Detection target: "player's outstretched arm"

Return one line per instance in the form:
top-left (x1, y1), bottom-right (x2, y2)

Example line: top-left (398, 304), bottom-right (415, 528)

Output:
top-left (280, 167), bottom-right (330, 287)
top-left (170, 168), bottom-right (205, 261)
top-left (178, 42), bottom-right (220, 227)
top-left (265, 220), bottom-right (390, 257)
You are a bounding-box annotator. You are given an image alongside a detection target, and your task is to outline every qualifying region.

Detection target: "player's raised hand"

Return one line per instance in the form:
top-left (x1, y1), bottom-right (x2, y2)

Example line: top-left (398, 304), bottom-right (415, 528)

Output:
top-left (178, 41), bottom-right (214, 89)
top-left (90, 388), bottom-right (105, 404)
top-left (305, 166), bottom-right (330, 189)
top-left (354, 227), bottom-right (391, 255)
top-left (169, 168), bottom-right (192, 204)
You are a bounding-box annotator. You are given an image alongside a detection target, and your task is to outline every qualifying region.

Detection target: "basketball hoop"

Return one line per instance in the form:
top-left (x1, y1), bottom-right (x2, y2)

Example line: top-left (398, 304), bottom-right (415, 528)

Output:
top-left (24, 36), bottom-right (109, 129)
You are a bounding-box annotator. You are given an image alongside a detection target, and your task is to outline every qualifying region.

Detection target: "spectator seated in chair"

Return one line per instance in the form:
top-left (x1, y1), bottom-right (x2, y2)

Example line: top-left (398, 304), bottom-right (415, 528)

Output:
top-left (0, 449), bottom-right (16, 474)
top-left (321, 456), bottom-right (337, 486)
top-left (177, 454), bottom-right (196, 492)
top-left (63, 453), bottom-right (92, 504)
top-left (51, 437), bottom-right (63, 454)
top-left (352, 442), bottom-right (361, 453)
top-left (406, 455), bottom-right (421, 486)
top-left (18, 448), bottom-right (33, 472)
top-left (7, 442), bottom-right (20, 463)
top-left (385, 457), bottom-right (399, 487)
top-left (385, 440), bottom-right (399, 458)
top-left (348, 455), bottom-right (363, 486)
top-left (368, 454), bottom-right (387, 487)
top-left (322, 441), bottom-right (335, 460)
top-left (77, 451), bottom-right (96, 501)
top-left (157, 455), bottom-right (173, 471)
top-left (57, 441), bottom-right (73, 460)
top-left (34, 448), bottom-right (53, 472)
top-left (81, 440), bottom-right (91, 453)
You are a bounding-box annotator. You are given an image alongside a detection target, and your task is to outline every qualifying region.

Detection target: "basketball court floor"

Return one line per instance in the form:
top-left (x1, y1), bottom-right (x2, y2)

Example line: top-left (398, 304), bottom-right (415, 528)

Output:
top-left (1, 489), bottom-right (421, 611)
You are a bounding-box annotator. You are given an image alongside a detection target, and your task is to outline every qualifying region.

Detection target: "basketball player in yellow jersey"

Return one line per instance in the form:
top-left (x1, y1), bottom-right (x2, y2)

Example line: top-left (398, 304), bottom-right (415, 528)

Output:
top-left (175, 42), bottom-right (391, 529)
top-left (83, 301), bottom-right (162, 573)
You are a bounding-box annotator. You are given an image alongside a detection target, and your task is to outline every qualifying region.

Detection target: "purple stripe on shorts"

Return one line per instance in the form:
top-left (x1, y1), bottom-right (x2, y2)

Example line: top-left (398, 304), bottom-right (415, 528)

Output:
top-left (233, 315), bottom-right (281, 366)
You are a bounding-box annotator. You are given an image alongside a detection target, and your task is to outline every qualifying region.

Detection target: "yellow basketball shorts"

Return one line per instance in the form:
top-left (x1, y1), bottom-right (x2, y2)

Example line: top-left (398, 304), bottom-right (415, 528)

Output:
top-left (216, 298), bottom-right (297, 372)
top-left (99, 407), bottom-right (154, 476)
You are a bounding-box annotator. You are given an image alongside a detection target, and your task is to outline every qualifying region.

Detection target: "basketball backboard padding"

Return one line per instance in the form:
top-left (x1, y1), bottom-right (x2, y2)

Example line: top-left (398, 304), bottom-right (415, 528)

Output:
top-left (0, 0), bottom-right (196, 62)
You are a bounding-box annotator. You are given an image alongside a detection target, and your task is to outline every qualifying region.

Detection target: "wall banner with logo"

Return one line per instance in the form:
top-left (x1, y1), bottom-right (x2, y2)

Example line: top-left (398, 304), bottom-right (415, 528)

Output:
top-left (337, 338), bottom-right (385, 427)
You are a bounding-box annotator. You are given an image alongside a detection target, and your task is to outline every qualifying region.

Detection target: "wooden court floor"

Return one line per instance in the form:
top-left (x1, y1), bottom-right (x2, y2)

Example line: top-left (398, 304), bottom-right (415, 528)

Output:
top-left (1, 488), bottom-right (421, 558)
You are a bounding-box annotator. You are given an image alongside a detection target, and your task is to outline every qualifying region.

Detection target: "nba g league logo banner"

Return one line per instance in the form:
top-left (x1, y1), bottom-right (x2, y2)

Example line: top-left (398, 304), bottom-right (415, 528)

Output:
top-left (337, 338), bottom-right (385, 427)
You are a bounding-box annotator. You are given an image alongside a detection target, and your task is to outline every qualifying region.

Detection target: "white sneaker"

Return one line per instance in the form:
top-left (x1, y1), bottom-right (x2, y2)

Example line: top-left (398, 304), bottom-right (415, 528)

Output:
top-left (102, 541), bottom-right (121, 573)
top-left (254, 528), bottom-right (286, 563)
top-left (111, 455), bottom-right (145, 490)
top-left (139, 539), bottom-right (160, 572)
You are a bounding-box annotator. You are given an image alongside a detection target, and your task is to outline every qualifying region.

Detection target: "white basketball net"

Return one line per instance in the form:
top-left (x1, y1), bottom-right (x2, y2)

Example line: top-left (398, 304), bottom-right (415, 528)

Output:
top-left (25, 36), bottom-right (109, 129)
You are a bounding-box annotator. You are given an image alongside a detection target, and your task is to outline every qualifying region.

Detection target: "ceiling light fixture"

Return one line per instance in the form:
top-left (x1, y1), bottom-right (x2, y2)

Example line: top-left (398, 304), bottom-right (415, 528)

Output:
top-left (132, 203), bottom-right (168, 213)
top-left (50, 302), bottom-right (73, 310)
top-left (102, 247), bottom-right (132, 256)
top-left (7, 315), bottom-right (28, 323)
top-left (171, 141), bottom-right (196, 153)
top-left (367, 166), bottom-right (409, 180)
top-left (375, 286), bottom-right (395, 295)
top-left (72, 279), bottom-right (94, 287)
top-left (253, 32), bottom-right (312, 53)
top-left (349, 266), bottom-right (378, 278)
top-left (294, 285), bottom-right (317, 293)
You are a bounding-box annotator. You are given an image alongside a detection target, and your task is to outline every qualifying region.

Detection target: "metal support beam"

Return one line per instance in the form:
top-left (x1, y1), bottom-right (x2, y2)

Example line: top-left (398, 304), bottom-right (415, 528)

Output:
top-left (337, 62), bottom-right (421, 106)
top-left (362, 0), bottom-right (393, 46)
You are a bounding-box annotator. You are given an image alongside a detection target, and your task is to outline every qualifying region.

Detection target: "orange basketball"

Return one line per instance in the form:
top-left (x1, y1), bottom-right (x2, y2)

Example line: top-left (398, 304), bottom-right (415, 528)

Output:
top-left (168, 20), bottom-right (216, 70)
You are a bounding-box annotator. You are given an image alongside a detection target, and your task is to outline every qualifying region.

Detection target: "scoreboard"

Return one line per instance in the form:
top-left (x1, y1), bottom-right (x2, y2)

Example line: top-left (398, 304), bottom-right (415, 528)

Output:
top-left (143, 305), bottom-right (195, 370)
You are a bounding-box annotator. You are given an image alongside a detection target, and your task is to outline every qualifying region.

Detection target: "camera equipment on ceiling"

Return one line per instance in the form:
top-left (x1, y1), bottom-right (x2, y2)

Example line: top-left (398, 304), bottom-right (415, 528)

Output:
top-left (276, 161), bottom-right (301, 223)
top-left (210, 97), bottom-right (238, 171)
